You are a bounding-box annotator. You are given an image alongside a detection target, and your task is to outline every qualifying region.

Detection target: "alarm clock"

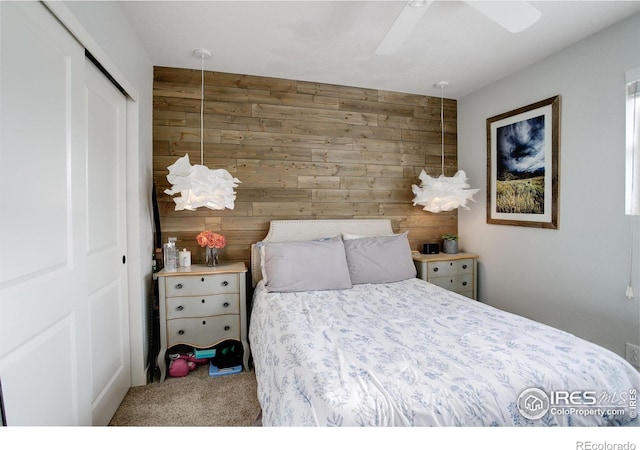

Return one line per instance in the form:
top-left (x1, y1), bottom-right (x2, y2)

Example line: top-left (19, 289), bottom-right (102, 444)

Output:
top-left (422, 243), bottom-right (440, 254)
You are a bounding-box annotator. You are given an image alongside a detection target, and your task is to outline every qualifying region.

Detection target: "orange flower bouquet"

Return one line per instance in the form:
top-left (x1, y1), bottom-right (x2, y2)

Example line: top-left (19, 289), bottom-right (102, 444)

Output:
top-left (197, 230), bottom-right (225, 266)
top-left (196, 230), bottom-right (226, 249)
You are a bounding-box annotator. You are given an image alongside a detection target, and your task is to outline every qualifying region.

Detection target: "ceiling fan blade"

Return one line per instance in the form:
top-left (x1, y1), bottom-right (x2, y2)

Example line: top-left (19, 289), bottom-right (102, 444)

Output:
top-left (465, 1), bottom-right (541, 33)
top-left (375, 1), bottom-right (433, 55)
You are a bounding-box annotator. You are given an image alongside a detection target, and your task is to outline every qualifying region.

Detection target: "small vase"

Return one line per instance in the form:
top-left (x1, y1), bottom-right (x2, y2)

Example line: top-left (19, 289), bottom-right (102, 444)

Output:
top-left (205, 247), bottom-right (219, 267)
top-left (442, 239), bottom-right (458, 254)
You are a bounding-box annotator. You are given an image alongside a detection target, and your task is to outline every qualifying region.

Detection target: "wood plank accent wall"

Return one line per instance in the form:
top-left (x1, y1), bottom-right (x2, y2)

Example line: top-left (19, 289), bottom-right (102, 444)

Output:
top-left (153, 66), bottom-right (458, 266)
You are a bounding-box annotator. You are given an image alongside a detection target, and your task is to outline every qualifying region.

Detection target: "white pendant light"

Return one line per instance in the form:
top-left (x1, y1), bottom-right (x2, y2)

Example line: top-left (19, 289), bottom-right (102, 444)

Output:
top-left (164, 48), bottom-right (240, 211)
top-left (412, 81), bottom-right (479, 213)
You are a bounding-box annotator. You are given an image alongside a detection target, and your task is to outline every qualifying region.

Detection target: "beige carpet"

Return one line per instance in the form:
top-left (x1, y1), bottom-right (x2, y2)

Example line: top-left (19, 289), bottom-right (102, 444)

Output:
top-left (109, 365), bottom-right (260, 426)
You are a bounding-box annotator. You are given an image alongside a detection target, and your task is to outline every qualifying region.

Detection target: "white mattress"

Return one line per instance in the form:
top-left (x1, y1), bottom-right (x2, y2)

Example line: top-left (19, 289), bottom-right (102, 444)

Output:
top-left (249, 278), bottom-right (640, 426)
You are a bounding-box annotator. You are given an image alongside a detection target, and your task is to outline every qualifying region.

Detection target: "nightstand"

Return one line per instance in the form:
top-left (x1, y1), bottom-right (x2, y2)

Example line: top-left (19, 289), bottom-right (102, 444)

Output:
top-left (155, 262), bottom-right (248, 381)
top-left (413, 252), bottom-right (479, 300)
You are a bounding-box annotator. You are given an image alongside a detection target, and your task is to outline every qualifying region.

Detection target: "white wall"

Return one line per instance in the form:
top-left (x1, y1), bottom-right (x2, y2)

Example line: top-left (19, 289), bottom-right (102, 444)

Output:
top-left (61, 1), bottom-right (154, 386)
top-left (458, 13), bottom-right (640, 358)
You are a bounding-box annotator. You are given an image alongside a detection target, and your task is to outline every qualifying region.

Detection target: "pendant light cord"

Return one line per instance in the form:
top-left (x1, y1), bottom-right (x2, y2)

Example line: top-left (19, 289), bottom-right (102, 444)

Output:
top-left (440, 84), bottom-right (445, 176)
top-left (200, 54), bottom-right (205, 166)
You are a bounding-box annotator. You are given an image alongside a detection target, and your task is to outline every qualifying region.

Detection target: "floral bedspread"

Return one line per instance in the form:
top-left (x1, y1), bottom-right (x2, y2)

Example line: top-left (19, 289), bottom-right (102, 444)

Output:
top-left (249, 278), bottom-right (639, 426)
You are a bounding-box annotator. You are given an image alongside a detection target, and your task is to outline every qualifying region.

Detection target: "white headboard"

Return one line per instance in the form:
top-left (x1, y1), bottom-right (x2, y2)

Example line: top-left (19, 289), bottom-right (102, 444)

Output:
top-left (250, 219), bottom-right (394, 286)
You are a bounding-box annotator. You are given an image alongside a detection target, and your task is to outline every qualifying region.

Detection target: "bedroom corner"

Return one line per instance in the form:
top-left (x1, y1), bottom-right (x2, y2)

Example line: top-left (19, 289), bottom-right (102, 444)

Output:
top-left (458, 12), bottom-right (640, 362)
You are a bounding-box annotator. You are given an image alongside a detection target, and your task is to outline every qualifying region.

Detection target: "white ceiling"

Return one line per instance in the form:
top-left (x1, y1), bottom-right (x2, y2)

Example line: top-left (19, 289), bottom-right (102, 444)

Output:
top-left (120, 1), bottom-right (640, 99)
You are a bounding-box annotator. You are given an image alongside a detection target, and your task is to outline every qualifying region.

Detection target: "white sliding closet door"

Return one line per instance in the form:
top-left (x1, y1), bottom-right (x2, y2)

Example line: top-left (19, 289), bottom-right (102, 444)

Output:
top-left (85, 59), bottom-right (130, 426)
top-left (0, 1), bottom-right (130, 425)
top-left (0, 1), bottom-right (92, 425)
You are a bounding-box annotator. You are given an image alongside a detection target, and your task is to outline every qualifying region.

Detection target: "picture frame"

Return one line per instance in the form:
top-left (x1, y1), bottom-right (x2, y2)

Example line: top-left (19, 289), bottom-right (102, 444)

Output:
top-left (486, 95), bottom-right (560, 229)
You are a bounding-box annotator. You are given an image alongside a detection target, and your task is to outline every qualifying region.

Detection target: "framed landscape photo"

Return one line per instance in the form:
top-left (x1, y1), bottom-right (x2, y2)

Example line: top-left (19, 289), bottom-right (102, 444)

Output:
top-left (486, 96), bottom-right (560, 229)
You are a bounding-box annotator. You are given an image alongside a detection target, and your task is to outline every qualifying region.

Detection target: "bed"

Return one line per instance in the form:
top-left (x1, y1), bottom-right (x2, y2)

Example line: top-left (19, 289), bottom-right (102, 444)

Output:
top-left (248, 219), bottom-right (640, 427)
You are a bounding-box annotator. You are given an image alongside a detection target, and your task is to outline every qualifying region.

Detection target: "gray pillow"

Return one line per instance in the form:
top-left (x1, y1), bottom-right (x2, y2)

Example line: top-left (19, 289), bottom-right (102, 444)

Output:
top-left (343, 232), bottom-right (416, 284)
top-left (263, 238), bottom-right (352, 292)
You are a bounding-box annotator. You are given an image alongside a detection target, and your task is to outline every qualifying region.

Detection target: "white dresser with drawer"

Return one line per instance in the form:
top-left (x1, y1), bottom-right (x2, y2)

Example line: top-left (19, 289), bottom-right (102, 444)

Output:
top-left (413, 252), bottom-right (479, 300)
top-left (155, 262), bottom-right (248, 380)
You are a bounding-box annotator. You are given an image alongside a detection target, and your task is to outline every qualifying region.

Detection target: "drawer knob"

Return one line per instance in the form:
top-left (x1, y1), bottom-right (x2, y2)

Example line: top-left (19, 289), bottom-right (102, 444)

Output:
top-left (201, 277), bottom-right (205, 282)
top-left (433, 267), bottom-right (439, 272)
top-left (176, 305), bottom-right (184, 311)
top-left (175, 283), bottom-right (183, 289)
top-left (222, 280), bottom-right (229, 286)
top-left (223, 302), bottom-right (230, 308)
top-left (201, 299), bottom-right (205, 304)
top-left (462, 264), bottom-right (468, 269)
top-left (224, 325), bottom-right (230, 331)
top-left (463, 281), bottom-right (468, 286)
top-left (202, 320), bottom-right (206, 325)
top-left (178, 330), bottom-right (184, 335)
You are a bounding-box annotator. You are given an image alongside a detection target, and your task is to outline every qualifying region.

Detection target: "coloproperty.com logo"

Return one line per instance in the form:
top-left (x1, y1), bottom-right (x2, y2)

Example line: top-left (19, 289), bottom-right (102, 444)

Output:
top-left (517, 387), bottom-right (638, 420)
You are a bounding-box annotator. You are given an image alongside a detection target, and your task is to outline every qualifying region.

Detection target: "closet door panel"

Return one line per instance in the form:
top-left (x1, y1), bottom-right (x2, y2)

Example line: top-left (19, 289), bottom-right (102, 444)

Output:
top-left (0, 4), bottom-right (72, 283)
top-left (0, 2), bottom-right (91, 425)
top-left (85, 59), bottom-right (130, 426)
